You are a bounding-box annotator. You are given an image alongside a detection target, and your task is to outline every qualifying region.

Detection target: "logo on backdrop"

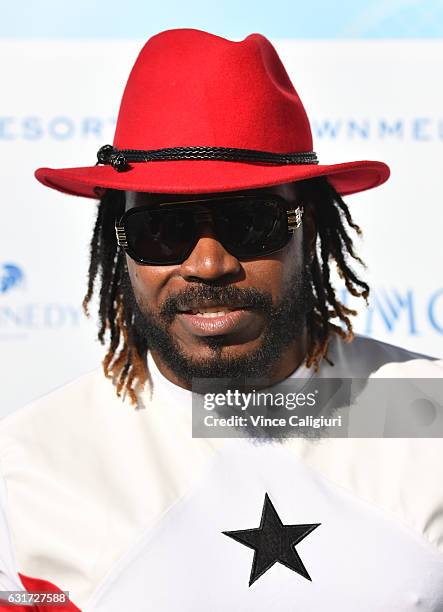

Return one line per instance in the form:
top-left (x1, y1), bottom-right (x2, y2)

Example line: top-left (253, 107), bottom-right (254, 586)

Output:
top-left (341, 287), bottom-right (443, 336)
top-left (0, 262), bottom-right (83, 340)
top-left (0, 263), bottom-right (24, 294)
top-left (0, 116), bottom-right (442, 142)
top-left (312, 118), bottom-right (442, 142)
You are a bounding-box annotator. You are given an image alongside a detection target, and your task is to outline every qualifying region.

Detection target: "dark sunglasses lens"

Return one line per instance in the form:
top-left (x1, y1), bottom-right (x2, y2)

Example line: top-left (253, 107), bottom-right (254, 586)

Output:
top-left (124, 209), bottom-right (194, 263)
top-left (215, 198), bottom-right (288, 257)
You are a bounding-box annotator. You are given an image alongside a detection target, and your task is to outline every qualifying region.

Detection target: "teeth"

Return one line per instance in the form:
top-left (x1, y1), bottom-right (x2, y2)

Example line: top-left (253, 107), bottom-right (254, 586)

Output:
top-left (190, 306), bottom-right (231, 314)
top-left (181, 306), bottom-right (244, 316)
top-left (193, 310), bottom-right (230, 317)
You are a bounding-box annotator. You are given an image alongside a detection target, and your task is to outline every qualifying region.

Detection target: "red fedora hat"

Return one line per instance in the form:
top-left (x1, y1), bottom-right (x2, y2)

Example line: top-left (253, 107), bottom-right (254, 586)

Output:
top-left (35, 28), bottom-right (389, 198)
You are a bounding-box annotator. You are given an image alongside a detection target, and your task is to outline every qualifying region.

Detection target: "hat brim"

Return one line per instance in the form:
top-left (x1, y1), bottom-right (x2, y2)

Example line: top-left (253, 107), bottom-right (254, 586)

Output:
top-left (34, 159), bottom-right (389, 199)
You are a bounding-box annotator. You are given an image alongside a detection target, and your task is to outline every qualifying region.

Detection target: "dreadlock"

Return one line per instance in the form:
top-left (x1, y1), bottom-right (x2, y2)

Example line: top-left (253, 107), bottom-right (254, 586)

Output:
top-left (83, 177), bottom-right (369, 405)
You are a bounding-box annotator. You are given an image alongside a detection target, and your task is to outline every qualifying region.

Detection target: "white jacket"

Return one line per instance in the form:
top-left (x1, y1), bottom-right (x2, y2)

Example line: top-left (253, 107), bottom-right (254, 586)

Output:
top-left (0, 334), bottom-right (442, 611)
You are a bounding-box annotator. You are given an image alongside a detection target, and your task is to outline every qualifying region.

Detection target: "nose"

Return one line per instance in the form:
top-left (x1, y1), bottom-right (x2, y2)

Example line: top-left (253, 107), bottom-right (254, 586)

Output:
top-left (179, 222), bottom-right (242, 283)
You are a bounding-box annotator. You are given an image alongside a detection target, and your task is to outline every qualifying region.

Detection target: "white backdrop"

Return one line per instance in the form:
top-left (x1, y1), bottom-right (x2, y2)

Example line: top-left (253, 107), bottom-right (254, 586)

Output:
top-left (1, 40), bottom-right (442, 416)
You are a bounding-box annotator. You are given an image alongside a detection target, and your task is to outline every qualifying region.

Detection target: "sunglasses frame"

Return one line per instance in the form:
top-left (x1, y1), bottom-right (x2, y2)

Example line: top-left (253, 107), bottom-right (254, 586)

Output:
top-left (115, 194), bottom-right (304, 265)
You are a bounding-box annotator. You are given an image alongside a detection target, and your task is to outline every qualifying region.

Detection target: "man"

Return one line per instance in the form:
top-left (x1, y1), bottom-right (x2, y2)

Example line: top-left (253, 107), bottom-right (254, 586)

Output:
top-left (1, 28), bottom-right (442, 611)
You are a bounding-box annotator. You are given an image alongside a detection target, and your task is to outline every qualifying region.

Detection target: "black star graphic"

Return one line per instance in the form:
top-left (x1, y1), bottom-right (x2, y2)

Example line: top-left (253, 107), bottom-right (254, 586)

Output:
top-left (223, 493), bottom-right (320, 586)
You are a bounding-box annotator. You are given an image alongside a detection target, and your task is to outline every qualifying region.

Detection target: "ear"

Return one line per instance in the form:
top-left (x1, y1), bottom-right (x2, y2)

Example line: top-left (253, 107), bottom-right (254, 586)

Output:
top-left (302, 204), bottom-right (317, 262)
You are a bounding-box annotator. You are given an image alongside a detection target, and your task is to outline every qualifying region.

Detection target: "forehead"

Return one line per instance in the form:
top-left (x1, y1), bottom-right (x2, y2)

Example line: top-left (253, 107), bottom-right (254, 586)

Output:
top-left (125, 182), bottom-right (298, 210)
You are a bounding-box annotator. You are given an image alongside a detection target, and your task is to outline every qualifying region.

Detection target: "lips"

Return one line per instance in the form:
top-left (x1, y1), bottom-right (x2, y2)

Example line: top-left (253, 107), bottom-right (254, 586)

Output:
top-left (176, 304), bottom-right (257, 337)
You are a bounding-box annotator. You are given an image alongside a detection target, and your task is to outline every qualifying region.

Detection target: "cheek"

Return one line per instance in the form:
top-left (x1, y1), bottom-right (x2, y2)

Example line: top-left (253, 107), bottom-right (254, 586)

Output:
top-left (126, 258), bottom-right (170, 309)
top-left (126, 260), bottom-right (141, 293)
top-left (243, 259), bottom-right (284, 300)
top-left (281, 233), bottom-right (305, 284)
top-left (243, 236), bottom-right (303, 300)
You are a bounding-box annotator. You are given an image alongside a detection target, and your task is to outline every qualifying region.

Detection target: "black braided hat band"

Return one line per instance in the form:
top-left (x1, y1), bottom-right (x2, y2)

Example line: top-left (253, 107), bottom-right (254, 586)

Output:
top-left (96, 144), bottom-right (319, 172)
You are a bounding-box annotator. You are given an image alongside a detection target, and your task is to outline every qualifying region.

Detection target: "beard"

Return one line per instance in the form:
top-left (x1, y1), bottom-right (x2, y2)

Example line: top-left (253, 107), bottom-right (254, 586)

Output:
top-left (121, 261), bottom-right (312, 386)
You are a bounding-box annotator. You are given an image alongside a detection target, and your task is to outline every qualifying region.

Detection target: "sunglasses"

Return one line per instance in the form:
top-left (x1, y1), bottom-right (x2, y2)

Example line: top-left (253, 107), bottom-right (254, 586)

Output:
top-left (115, 194), bottom-right (303, 265)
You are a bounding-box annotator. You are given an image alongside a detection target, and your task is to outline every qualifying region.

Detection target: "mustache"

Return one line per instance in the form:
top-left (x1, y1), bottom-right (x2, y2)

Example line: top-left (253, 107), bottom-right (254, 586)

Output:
top-left (159, 284), bottom-right (273, 323)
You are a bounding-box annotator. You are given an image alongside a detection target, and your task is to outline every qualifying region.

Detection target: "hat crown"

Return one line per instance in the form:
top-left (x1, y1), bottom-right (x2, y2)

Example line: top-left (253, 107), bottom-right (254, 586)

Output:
top-left (113, 28), bottom-right (313, 153)
top-left (35, 27), bottom-right (390, 199)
